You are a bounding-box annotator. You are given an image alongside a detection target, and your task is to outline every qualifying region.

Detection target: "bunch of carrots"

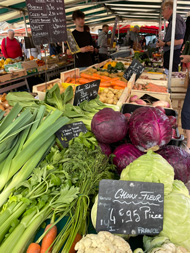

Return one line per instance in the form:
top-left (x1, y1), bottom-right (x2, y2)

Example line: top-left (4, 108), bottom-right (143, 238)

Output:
top-left (27, 224), bottom-right (81, 253)
top-left (65, 73), bottom-right (127, 90)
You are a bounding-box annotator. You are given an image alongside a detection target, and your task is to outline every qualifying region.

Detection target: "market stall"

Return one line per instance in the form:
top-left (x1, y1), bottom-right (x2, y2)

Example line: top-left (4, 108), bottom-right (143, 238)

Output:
top-left (0, 0), bottom-right (190, 252)
top-left (0, 58), bottom-right (189, 251)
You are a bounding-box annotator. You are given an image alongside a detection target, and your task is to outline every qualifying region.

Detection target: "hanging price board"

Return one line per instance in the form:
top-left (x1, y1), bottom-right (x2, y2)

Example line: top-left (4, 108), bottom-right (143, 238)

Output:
top-left (26, 0), bottom-right (67, 45)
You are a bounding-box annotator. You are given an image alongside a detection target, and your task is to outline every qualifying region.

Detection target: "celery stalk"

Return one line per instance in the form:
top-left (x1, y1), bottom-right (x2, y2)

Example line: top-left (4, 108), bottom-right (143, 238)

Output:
top-left (12, 204), bottom-right (51, 253)
top-left (0, 203), bottom-right (27, 243)
top-left (0, 202), bottom-right (17, 225)
top-left (0, 209), bottom-right (37, 253)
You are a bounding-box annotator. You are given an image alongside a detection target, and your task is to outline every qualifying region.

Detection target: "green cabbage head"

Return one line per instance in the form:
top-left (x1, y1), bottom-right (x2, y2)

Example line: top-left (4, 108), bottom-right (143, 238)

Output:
top-left (160, 190), bottom-right (190, 250)
top-left (120, 150), bottom-right (174, 195)
top-left (172, 180), bottom-right (190, 198)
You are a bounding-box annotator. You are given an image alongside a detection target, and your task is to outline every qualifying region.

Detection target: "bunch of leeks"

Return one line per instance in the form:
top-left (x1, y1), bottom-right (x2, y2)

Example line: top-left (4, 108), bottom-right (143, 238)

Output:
top-left (0, 103), bottom-right (69, 207)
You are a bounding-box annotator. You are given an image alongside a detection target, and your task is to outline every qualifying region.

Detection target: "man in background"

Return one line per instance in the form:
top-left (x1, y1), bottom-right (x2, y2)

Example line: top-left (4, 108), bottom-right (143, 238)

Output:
top-left (1, 29), bottom-right (22, 59)
top-left (98, 24), bottom-right (109, 62)
top-left (68, 10), bottom-right (94, 69)
top-left (156, 1), bottom-right (186, 71)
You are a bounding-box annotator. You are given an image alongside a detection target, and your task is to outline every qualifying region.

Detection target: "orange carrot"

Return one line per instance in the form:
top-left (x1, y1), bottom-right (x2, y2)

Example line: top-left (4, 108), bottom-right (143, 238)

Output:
top-left (78, 78), bottom-right (93, 84)
top-left (111, 80), bottom-right (126, 88)
top-left (100, 83), bottom-right (111, 87)
top-left (65, 77), bottom-right (71, 83)
top-left (113, 86), bottom-right (124, 90)
top-left (27, 243), bottom-right (41, 253)
top-left (92, 73), bottom-right (101, 78)
top-left (101, 76), bottom-right (112, 81)
top-left (69, 233), bottom-right (82, 253)
top-left (40, 224), bottom-right (57, 253)
top-left (80, 73), bottom-right (93, 79)
top-left (111, 77), bottom-right (120, 81)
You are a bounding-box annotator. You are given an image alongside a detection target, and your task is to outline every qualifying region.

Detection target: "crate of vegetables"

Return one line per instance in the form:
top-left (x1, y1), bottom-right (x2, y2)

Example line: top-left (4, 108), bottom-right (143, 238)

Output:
top-left (33, 79), bottom-right (63, 100)
top-left (169, 72), bottom-right (189, 92)
top-left (127, 89), bottom-right (172, 108)
top-left (140, 72), bottom-right (167, 80)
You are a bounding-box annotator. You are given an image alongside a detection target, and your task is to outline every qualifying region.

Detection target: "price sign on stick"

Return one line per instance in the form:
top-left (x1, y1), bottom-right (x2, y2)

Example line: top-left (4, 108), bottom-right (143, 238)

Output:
top-left (73, 80), bottom-right (100, 106)
top-left (56, 121), bottom-right (88, 148)
top-left (96, 180), bottom-right (164, 235)
top-left (67, 29), bottom-right (80, 54)
top-left (123, 59), bottom-right (145, 81)
top-left (26, 0), bottom-right (67, 45)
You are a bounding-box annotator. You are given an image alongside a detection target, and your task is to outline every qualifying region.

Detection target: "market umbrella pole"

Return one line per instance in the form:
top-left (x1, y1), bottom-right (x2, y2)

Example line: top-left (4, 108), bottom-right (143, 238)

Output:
top-left (168, 0), bottom-right (177, 92)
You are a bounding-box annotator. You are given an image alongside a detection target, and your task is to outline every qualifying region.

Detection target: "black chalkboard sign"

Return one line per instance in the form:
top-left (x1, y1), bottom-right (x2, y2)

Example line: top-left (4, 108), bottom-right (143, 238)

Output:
top-left (26, 0), bottom-right (67, 45)
top-left (24, 37), bottom-right (36, 49)
top-left (73, 80), bottom-right (100, 106)
top-left (56, 121), bottom-right (88, 148)
top-left (67, 29), bottom-right (80, 54)
top-left (123, 59), bottom-right (145, 81)
top-left (96, 180), bottom-right (164, 235)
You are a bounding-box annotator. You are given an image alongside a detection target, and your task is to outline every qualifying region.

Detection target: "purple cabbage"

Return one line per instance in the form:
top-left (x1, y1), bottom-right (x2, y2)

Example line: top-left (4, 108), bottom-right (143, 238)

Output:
top-left (113, 143), bottom-right (143, 174)
top-left (98, 142), bottom-right (112, 157)
top-left (91, 108), bottom-right (128, 144)
top-left (129, 107), bottom-right (172, 152)
top-left (158, 145), bottom-right (190, 183)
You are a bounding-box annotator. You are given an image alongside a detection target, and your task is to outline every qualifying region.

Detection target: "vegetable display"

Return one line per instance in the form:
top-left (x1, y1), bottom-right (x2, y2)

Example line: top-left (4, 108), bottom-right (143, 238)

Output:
top-left (157, 145), bottom-right (190, 183)
top-left (1, 56), bottom-right (190, 253)
top-left (120, 150), bottom-right (174, 195)
top-left (128, 107), bottom-right (172, 151)
top-left (113, 143), bottom-right (143, 174)
top-left (159, 188), bottom-right (190, 250)
top-left (91, 108), bottom-right (128, 144)
top-left (75, 231), bottom-right (132, 253)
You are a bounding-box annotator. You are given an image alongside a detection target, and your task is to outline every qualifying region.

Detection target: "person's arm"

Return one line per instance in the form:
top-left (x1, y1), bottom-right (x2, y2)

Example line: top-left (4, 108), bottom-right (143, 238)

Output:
top-left (181, 55), bottom-right (190, 63)
top-left (157, 39), bottom-right (183, 47)
top-left (1, 39), bottom-right (9, 58)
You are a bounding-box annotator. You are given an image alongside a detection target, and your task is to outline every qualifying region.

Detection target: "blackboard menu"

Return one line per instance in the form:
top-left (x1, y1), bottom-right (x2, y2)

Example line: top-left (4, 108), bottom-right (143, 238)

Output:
top-left (73, 80), bottom-right (100, 106)
top-left (26, 0), bottom-right (67, 45)
top-left (24, 36), bottom-right (36, 49)
top-left (123, 59), bottom-right (144, 81)
top-left (96, 180), bottom-right (164, 235)
top-left (56, 121), bottom-right (88, 148)
top-left (67, 29), bottom-right (80, 54)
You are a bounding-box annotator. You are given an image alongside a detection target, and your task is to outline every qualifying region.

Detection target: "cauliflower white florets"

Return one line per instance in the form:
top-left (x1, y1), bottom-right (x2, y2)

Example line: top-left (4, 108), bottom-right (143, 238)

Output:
top-left (75, 231), bottom-right (132, 253)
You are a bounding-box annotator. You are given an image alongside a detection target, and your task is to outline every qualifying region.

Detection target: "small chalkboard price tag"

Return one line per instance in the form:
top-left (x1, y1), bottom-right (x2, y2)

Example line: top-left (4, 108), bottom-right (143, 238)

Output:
top-left (56, 121), bottom-right (88, 148)
top-left (73, 80), bottom-right (100, 106)
top-left (67, 29), bottom-right (80, 54)
top-left (96, 180), bottom-right (164, 236)
top-left (124, 59), bottom-right (145, 81)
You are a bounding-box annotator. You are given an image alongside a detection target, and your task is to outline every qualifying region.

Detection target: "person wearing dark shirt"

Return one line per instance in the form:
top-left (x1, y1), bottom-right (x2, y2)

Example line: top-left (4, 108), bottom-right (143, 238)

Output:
top-left (68, 10), bottom-right (94, 69)
top-left (156, 1), bottom-right (186, 71)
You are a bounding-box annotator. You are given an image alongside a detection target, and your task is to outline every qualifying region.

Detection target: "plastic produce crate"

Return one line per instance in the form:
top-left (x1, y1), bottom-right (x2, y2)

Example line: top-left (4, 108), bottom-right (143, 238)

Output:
top-left (121, 104), bottom-right (184, 147)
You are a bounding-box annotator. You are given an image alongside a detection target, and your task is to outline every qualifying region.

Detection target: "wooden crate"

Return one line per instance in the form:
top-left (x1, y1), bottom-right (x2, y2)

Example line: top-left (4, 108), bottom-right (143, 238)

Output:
top-left (127, 89), bottom-right (172, 108)
top-left (140, 72), bottom-right (166, 80)
top-left (32, 78), bottom-right (61, 100)
top-left (60, 68), bottom-right (80, 82)
top-left (171, 93), bottom-right (186, 136)
top-left (136, 79), bottom-right (168, 87)
top-left (170, 72), bottom-right (189, 93)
